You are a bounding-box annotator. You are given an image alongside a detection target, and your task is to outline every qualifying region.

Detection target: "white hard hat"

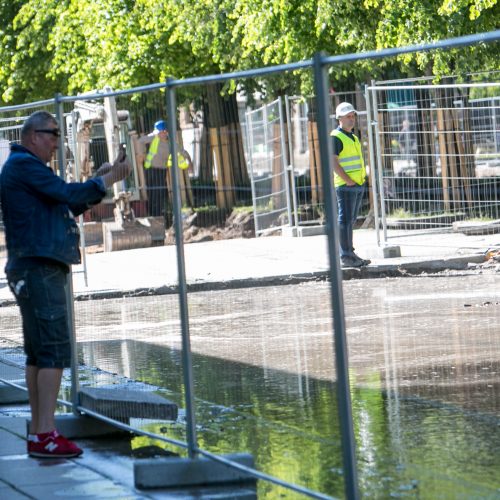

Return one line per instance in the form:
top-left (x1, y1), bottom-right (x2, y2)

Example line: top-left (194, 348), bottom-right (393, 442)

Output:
top-left (335, 102), bottom-right (357, 119)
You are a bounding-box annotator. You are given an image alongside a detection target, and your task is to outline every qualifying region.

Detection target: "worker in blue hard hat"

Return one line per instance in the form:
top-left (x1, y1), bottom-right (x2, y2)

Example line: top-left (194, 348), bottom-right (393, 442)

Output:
top-left (138, 119), bottom-right (192, 218)
top-left (154, 119), bottom-right (167, 132)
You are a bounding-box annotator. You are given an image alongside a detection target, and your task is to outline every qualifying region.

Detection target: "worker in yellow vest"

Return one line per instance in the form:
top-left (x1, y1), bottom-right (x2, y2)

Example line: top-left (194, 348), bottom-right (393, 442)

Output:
top-left (138, 120), bottom-right (192, 217)
top-left (331, 102), bottom-right (371, 268)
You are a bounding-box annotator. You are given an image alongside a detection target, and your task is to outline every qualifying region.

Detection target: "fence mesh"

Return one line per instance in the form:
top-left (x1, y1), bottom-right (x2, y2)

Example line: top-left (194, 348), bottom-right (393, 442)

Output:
top-left (369, 80), bottom-right (500, 234)
top-left (245, 97), bottom-right (292, 235)
top-left (1, 40), bottom-right (500, 499)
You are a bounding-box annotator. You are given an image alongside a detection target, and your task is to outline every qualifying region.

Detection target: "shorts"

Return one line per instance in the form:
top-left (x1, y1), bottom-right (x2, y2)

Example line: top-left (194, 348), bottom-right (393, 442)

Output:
top-left (7, 263), bottom-right (71, 369)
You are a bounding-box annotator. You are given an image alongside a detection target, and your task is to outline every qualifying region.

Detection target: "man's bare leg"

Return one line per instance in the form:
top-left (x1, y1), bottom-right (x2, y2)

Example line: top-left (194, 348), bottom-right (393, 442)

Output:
top-left (25, 365), bottom-right (39, 435)
top-left (37, 368), bottom-right (63, 433)
top-left (26, 366), bottom-right (63, 434)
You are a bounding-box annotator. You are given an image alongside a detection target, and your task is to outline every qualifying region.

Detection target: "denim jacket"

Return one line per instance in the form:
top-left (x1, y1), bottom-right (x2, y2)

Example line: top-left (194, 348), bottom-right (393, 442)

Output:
top-left (0, 144), bottom-right (106, 268)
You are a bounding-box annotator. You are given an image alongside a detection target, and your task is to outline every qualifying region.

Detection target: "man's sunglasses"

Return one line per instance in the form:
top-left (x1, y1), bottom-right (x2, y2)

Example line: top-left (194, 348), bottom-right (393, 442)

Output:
top-left (35, 128), bottom-right (61, 138)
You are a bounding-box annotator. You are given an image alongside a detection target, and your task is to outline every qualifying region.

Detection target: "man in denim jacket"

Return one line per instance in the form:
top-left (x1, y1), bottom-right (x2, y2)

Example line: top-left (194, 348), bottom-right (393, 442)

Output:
top-left (0, 110), bottom-right (130, 458)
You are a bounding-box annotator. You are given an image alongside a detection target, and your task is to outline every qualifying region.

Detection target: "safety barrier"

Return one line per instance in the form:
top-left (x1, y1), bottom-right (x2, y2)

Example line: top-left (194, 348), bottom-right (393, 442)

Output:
top-left (366, 80), bottom-right (500, 249)
top-left (1, 30), bottom-right (500, 499)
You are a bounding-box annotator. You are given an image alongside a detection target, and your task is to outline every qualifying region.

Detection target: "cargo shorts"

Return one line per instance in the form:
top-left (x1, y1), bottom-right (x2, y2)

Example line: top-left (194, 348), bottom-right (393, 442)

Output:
top-left (7, 262), bottom-right (71, 369)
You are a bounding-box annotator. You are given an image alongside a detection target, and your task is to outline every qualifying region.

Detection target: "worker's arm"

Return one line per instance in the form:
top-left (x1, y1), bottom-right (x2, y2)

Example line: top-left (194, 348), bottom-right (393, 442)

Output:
top-left (332, 155), bottom-right (356, 186)
top-left (136, 133), bottom-right (153, 163)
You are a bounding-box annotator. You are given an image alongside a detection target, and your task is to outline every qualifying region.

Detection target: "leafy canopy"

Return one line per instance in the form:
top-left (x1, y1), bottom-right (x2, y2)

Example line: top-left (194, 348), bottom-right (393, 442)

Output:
top-left (0, 0), bottom-right (498, 104)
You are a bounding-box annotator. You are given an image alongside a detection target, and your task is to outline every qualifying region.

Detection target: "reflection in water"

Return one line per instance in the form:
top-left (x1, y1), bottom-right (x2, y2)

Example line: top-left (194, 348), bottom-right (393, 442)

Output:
top-left (3, 275), bottom-right (500, 498)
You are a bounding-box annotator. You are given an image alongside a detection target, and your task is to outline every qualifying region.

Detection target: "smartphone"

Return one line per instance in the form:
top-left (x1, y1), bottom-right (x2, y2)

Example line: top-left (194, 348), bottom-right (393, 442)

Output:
top-left (118, 143), bottom-right (127, 162)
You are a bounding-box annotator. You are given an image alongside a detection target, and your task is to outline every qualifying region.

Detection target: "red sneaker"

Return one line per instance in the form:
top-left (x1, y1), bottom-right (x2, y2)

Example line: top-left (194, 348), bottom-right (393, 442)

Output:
top-left (27, 437), bottom-right (37, 455)
top-left (28, 430), bottom-right (83, 458)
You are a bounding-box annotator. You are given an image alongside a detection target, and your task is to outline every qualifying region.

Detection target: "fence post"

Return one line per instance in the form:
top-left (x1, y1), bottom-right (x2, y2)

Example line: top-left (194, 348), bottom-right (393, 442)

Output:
top-left (370, 82), bottom-right (389, 244)
top-left (55, 93), bottom-right (81, 413)
top-left (365, 86), bottom-right (381, 247)
top-left (245, 111), bottom-right (260, 234)
top-left (284, 95), bottom-right (300, 229)
top-left (312, 52), bottom-right (360, 500)
top-left (278, 96), bottom-right (294, 228)
top-left (166, 79), bottom-right (199, 459)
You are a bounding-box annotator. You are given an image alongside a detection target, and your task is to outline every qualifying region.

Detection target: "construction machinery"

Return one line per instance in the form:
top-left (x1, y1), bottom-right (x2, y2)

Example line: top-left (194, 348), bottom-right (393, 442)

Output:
top-left (66, 88), bottom-right (165, 251)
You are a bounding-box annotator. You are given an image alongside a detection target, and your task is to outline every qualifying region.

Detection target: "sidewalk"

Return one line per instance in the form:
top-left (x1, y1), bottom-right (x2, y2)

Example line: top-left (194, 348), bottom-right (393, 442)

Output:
top-left (49, 228), bottom-right (500, 298)
top-left (1, 228), bottom-right (498, 302)
top-left (0, 416), bottom-right (139, 500)
top-left (0, 413), bottom-right (256, 499)
top-left (69, 227), bottom-right (500, 295)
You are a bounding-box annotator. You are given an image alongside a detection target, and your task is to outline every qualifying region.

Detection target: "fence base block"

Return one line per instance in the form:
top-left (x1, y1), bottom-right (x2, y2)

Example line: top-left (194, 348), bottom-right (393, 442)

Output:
top-left (0, 362), bottom-right (28, 403)
top-left (27, 414), bottom-right (126, 439)
top-left (0, 384), bottom-right (28, 404)
top-left (134, 453), bottom-right (256, 489)
top-left (379, 245), bottom-right (401, 258)
top-left (79, 387), bottom-right (178, 421)
top-left (282, 225), bottom-right (325, 237)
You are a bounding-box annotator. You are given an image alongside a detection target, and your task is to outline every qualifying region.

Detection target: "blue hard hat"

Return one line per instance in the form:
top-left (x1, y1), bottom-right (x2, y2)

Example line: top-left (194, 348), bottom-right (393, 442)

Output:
top-left (154, 120), bottom-right (167, 131)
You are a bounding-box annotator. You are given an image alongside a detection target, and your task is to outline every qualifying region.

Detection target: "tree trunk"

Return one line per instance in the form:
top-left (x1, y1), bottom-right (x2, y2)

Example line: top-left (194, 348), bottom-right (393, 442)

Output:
top-left (434, 85), bottom-right (474, 214)
top-left (205, 83), bottom-right (250, 208)
top-left (306, 98), bottom-right (323, 205)
top-left (307, 120), bottom-right (322, 205)
top-left (414, 88), bottom-right (436, 179)
top-left (198, 100), bottom-right (213, 186)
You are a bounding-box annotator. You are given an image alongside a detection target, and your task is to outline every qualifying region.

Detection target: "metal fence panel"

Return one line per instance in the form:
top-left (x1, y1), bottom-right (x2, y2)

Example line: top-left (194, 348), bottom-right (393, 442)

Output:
top-left (1, 31), bottom-right (500, 500)
top-left (368, 82), bottom-right (500, 243)
top-left (245, 97), bottom-right (293, 235)
top-left (246, 91), bottom-right (372, 233)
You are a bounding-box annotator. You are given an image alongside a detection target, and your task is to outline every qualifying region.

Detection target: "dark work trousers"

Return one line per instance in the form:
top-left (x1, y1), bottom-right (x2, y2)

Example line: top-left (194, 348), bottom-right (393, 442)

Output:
top-left (144, 167), bottom-right (167, 217)
top-left (336, 183), bottom-right (366, 258)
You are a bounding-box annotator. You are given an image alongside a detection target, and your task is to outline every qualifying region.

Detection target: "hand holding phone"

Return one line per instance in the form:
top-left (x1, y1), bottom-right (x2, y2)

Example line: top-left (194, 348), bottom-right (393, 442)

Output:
top-left (101, 144), bottom-right (132, 187)
top-left (118, 143), bottom-right (127, 162)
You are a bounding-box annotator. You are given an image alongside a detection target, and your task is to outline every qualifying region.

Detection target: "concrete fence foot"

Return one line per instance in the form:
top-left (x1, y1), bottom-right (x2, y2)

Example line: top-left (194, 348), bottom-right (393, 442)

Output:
top-left (134, 453), bottom-right (255, 489)
top-left (379, 245), bottom-right (401, 258)
top-left (0, 384), bottom-right (28, 404)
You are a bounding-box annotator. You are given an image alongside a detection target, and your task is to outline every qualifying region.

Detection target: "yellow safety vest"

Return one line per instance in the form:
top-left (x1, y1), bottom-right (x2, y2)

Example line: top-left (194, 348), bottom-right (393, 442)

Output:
top-left (331, 129), bottom-right (366, 187)
top-left (144, 136), bottom-right (189, 170)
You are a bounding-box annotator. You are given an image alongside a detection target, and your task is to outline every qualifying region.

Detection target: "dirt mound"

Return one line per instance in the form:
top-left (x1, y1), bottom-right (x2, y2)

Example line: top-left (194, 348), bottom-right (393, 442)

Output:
top-left (165, 210), bottom-right (255, 244)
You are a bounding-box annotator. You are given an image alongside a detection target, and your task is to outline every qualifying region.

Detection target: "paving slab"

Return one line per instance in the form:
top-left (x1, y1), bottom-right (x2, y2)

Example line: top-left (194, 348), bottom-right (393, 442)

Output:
top-left (21, 479), bottom-right (146, 500)
top-left (0, 430), bottom-right (25, 456)
top-left (0, 361), bottom-right (28, 404)
top-left (0, 229), bottom-right (499, 303)
top-left (0, 415), bottom-right (26, 434)
top-left (0, 484), bottom-right (30, 500)
top-left (0, 457), bottom-right (104, 486)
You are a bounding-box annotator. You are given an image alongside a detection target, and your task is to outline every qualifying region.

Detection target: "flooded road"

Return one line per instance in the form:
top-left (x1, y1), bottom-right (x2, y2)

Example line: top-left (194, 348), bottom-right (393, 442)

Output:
top-left (2, 274), bottom-right (500, 498)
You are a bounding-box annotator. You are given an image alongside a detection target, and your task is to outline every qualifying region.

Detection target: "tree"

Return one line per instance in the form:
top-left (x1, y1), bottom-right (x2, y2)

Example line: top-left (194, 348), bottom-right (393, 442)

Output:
top-left (0, 0), bottom-right (498, 215)
top-left (0, 0), bottom-right (65, 103)
top-left (366, 0), bottom-right (499, 77)
top-left (1, 0), bottom-right (498, 103)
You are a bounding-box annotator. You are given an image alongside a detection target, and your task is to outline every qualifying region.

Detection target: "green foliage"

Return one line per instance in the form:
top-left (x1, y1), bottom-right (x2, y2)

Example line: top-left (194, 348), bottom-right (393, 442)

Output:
top-left (0, 0), bottom-right (64, 102)
top-left (231, 205), bottom-right (254, 213)
top-left (389, 208), bottom-right (414, 219)
top-left (0, 0), bottom-right (498, 105)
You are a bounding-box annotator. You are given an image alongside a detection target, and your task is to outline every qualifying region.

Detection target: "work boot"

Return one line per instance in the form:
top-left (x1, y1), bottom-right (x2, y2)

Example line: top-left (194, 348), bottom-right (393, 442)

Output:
top-left (353, 253), bottom-right (371, 266)
top-left (341, 255), bottom-right (363, 268)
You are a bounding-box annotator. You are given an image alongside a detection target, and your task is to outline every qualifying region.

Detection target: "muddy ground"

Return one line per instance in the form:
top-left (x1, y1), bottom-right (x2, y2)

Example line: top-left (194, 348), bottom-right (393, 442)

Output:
top-left (165, 209), bottom-right (257, 244)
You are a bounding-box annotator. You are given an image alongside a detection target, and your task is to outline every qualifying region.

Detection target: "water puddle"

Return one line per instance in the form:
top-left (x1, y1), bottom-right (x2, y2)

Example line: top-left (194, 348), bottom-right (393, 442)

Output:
top-left (2, 275), bottom-right (500, 498)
